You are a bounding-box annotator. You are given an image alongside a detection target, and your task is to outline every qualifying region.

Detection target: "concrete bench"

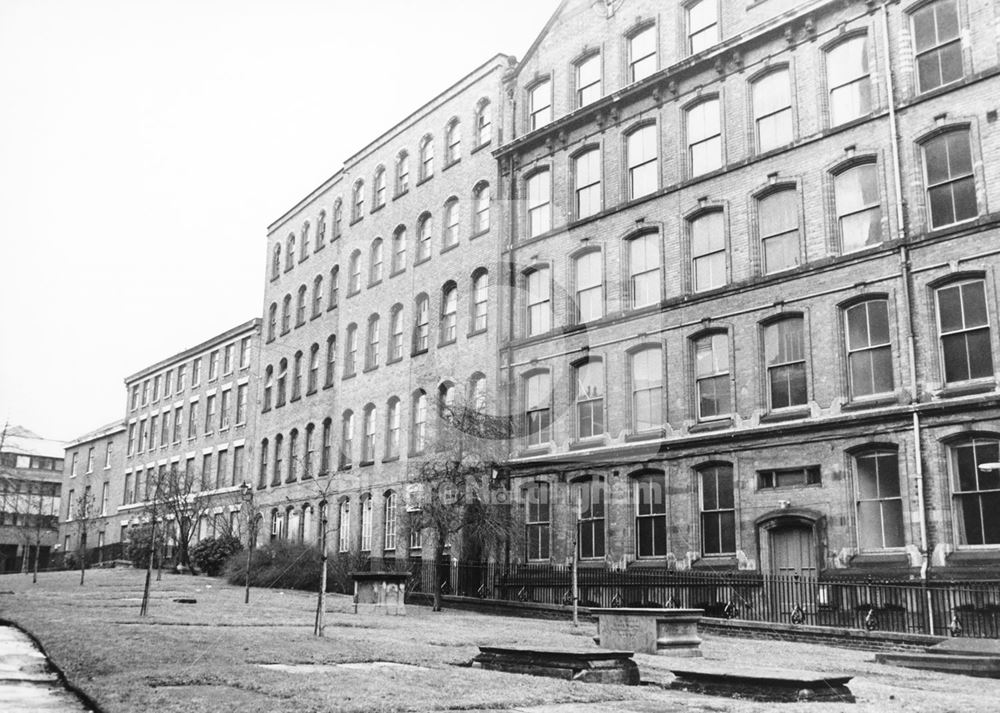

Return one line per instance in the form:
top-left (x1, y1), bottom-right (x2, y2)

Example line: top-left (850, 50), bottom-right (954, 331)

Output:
top-left (472, 645), bottom-right (639, 684)
top-left (591, 607), bottom-right (704, 657)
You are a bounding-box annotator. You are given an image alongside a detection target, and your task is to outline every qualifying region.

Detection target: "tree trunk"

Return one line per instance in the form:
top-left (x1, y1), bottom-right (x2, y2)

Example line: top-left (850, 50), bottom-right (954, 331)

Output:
top-left (432, 535), bottom-right (446, 612)
top-left (314, 519), bottom-right (328, 636)
top-left (32, 541), bottom-right (39, 584)
top-left (140, 522), bottom-right (156, 616)
top-left (156, 535), bottom-right (164, 582)
top-left (79, 541), bottom-right (86, 586)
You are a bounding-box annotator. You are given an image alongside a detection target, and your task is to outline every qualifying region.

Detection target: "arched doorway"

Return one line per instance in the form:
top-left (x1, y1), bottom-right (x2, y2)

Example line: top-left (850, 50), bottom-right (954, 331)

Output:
top-left (756, 510), bottom-right (824, 622)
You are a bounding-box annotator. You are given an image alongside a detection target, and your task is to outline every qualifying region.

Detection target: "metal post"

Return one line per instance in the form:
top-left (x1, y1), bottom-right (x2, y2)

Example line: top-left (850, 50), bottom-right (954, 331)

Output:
top-left (572, 489), bottom-right (579, 627)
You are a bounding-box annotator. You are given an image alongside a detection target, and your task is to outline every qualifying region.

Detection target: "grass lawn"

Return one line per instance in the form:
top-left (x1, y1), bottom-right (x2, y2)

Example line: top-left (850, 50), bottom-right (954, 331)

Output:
top-left (1, 568), bottom-right (998, 712)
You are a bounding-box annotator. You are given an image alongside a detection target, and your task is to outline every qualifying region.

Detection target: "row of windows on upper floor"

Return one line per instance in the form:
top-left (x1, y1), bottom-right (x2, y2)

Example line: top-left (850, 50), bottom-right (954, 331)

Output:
top-left (518, 279), bottom-right (995, 447)
top-left (258, 376), bottom-right (488, 488)
top-left (526, 0), bottom-right (965, 136)
top-left (125, 383), bottom-right (251, 458)
top-left (271, 182), bottom-right (492, 282)
top-left (517, 126), bottom-right (981, 323)
top-left (121, 445), bottom-right (247, 507)
top-left (68, 441), bottom-right (113, 477)
top-left (128, 336), bottom-right (253, 412)
top-left (270, 97), bottom-right (494, 282)
top-left (0, 453), bottom-right (63, 472)
top-left (263, 272), bottom-right (490, 412)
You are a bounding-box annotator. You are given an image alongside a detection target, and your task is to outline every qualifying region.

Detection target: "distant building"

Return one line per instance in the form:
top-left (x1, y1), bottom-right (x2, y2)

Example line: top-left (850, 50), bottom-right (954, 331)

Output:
top-left (0, 425), bottom-right (65, 572)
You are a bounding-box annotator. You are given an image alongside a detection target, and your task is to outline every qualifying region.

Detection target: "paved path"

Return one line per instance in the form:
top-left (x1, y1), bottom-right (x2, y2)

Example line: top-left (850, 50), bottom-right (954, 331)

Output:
top-left (0, 626), bottom-right (91, 712)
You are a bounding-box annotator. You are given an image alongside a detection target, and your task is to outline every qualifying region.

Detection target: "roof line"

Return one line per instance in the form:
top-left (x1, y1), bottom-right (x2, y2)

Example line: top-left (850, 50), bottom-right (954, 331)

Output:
top-left (508, 0), bottom-right (569, 81)
top-left (124, 318), bottom-right (261, 383)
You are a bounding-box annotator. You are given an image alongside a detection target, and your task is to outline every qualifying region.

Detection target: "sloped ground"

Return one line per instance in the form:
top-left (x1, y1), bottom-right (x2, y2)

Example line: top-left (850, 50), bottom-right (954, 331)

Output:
top-left (0, 568), bottom-right (997, 713)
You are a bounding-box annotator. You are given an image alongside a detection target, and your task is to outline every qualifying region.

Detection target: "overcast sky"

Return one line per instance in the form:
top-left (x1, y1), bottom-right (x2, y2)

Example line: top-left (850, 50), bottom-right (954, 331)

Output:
top-left (0, 0), bottom-right (558, 442)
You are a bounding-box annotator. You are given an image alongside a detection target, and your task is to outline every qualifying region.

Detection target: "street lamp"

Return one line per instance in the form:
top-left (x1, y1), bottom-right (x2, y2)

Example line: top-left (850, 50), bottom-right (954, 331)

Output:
top-left (239, 481), bottom-right (254, 604)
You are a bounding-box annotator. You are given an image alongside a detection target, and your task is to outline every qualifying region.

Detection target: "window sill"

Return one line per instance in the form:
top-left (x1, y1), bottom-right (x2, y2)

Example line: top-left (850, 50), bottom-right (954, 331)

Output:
top-left (290, 395), bottom-right (301, 403)
top-left (443, 158), bottom-right (460, 171)
top-left (362, 365), bottom-right (379, 374)
top-left (387, 356), bottom-right (403, 365)
top-left (408, 450), bottom-right (426, 458)
top-left (849, 551), bottom-right (910, 567)
top-left (759, 408), bottom-right (810, 423)
top-left (414, 256), bottom-right (431, 267)
top-left (948, 548), bottom-right (1000, 563)
top-left (519, 445), bottom-right (551, 457)
top-left (382, 455), bottom-right (400, 464)
top-left (339, 465), bottom-right (353, 472)
top-left (368, 279), bottom-right (382, 289)
top-left (934, 380), bottom-right (996, 399)
top-left (323, 382), bottom-right (334, 390)
top-left (438, 338), bottom-right (456, 349)
top-left (411, 348), bottom-right (428, 358)
top-left (470, 228), bottom-right (489, 241)
top-left (342, 373), bottom-right (356, 381)
top-left (471, 140), bottom-right (491, 155)
top-left (691, 556), bottom-right (737, 570)
top-left (393, 189), bottom-right (409, 201)
top-left (310, 312), bottom-right (322, 321)
top-left (371, 204), bottom-right (384, 215)
top-left (569, 437), bottom-right (606, 450)
top-left (467, 328), bottom-right (487, 339)
top-left (347, 290), bottom-right (360, 299)
top-left (349, 217), bottom-right (363, 227)
top-left (688, 418), bottom-right (732, 433)
top-left (416, 175), bottom-right (433, 187)
top-left (327, 304), bottom-right (338, 312)
top-left (842, 395), bottom-right (899, 411)
top-left (440, 242), bottom-right (458, 255)
top-left (625, 429), bottom-right (665, 442)
top-left (390, 268), bottom-right (405, 279)
top-left (359, 460), bottom-right (375, 467)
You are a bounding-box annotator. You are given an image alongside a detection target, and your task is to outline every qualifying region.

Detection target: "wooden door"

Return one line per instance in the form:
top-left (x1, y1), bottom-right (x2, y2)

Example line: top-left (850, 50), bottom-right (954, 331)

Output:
top-left (769, 524), bottom-right (817, 578)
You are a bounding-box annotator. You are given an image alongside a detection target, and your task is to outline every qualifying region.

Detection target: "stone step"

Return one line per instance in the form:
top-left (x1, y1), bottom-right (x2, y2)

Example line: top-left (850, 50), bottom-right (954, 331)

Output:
top-left (875, 651), bottom-right (1000, 678)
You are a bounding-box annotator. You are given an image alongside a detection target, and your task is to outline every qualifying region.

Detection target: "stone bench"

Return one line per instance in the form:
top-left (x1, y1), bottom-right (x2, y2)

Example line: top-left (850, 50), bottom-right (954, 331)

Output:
top-left (669, 660), bottom-right (855, 702)
top-left (472, 645), bottom-right (639, 684)
top-left (591, 607), bottom-right (704, 657)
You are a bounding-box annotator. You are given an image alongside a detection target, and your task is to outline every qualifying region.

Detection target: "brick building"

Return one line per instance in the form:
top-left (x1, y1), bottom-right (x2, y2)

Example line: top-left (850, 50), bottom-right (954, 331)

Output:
top-left (0, 425), bottom-right (64, 572)
top-left (59, 420), bottom-right (125, 560)
top-left (494, 0), bottom-right (1000, 580)
top-left (254, 55), bottom-right (510, 569)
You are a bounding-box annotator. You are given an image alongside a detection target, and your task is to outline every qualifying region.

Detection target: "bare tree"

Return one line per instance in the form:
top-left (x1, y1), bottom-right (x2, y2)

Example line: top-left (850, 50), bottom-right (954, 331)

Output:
top-left (409, 396), bottom-right (517, 612)
top-left (72, 487), bottom-right (98, 586)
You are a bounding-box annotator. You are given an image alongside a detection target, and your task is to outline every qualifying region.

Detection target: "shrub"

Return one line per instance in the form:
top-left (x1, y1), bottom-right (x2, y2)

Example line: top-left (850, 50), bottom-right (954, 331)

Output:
top-left (224, 540), bottom-right (323, 591)
top-left (191, 536), bottom-right (243, 576)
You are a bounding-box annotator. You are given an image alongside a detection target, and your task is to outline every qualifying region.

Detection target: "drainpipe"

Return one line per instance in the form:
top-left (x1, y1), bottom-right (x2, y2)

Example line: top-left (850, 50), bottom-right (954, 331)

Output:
top-left (881, 3), bottom-right (933, 634)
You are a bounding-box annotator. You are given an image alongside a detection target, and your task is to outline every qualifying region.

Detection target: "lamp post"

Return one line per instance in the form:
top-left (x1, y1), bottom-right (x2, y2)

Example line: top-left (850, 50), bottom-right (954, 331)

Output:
top-left (239, 481), bottom-right (254, 605)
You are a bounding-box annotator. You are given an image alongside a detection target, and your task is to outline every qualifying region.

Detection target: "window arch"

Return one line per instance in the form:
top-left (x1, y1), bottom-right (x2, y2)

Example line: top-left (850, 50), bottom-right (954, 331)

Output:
top-left (573, 358), bottom-right (605, 440)
top-left (281, 294), bottom-right (292, 333)
top-left (267, 303), bottom-right (277, 341)
top-left (417, 213), bottom-right (433, 261)
top-left (332, 199), bottom-right (343, 239)
top-left (324, 335), bottom-right (336, 387)
top-left (388, 303), bottom-right (404, 362)
top-left (373, 165), bottom-right (387, 209)
top-left (411, 389), bottom-right (428, 453)
top-left (413, 293), bottom-right (430, 353)
top-left (300, 222), bottom-right (310, 260)
top-left (287, 428), bottom-right (299, 482)
top-left (276, 358), bottom-right (288, 407)
top-left (292, 350), bottom-right (303, 400)
top-left (285, 234), bottom-right (295, 271)
top-left (258, 438), bottom-right (269, 488)
top-left (438, 380), bottom-right (457, 419)
top-left (471, 268), bottom-right (488, 333)
top-left (351, 180), bottom-right (364, 221)
top-left (633, 469), bottom-right (666, 557)
top-left (385, 397), bottom-right (401, 459)
top-left (475, 98), bottom-right (492, 146)
top-left (316, 210), bottom-right (326, 249)
top-left (262, 365), bottom-right (273, 411)
top-left (626, 231), bottom-right (660, 309)
top-left (419, 134), bottom-right (434, 180)
top-left (311, 274), bottom-right (323, 318)
top-left (271, 243), bottom-right (281, 279)
top-left (340, 411), bottom-right (354, 469)
top-left (629, 345), bottom-right (663, 432)
top-left (852, 446), bottom-right (904, 550)
top-left (328, 265), bottom-right (339, 310)
top-left (308, 343), bottom-right (320, 393)
top-left (473, 181), bottom-right (490, 234)
top-left (947, 435), bottom-right (1000, 545)
top-left (320, 417), bottom-right (332, 474)
top-left (272, 433), bottom-right (284, 486)
top-left (370, 238), bottom-right (384, 284)
top-left (525, 168), bottom-right (551, 238)
top-left (523, 369), bottom-right (552, 447)
top-left (366, 314), bottom-right (380, 370)
top-left (383, 490), bottom-right (397, 550)
top-left (391, 225), bottom-right (407, 273)
top-left (445, 118), bottom-right (461, 164)
top-left (697, 462), bottom-right (735, 555)
top-left (362, 404), bottom-right (377, 463)
top-left (443, 197), bottom-right (460, 248)
top-left (344, 323), bottom-right (358, 376)
top-left (296, 285), bottom-right (307, 326)
top-left (625, 123), bottom-right (658, 199)
top-left (348, 250), bottom-right (362, 295)
top-left (440, 282), bottom-right (458, 344)
top-left (395, 151), bottom-right (410, 195)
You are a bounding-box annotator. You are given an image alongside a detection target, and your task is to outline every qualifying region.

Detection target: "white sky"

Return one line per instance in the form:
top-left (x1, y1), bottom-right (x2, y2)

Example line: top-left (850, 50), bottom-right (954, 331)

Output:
top-left (0, 0), bottom-right (558, 442)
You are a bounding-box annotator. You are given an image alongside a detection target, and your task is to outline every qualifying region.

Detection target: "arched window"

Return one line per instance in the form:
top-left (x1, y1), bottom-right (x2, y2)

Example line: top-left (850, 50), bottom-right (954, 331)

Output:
top-left (417, 214), bottom-right (433, 261)
top-left (690, 210), bottom-right (726, 291)
top-left (574, 477), bottom-right (605, 559)
top-left (366, 314), bottom-right (380, 370)
top-left (438, 381), bottom-right (457, 416)
top-left (758, 188), bottom-right (800, 274)
top-left (320, 417), bottom-right (332, 474)
top-left (764, 316), bottom-right (807, 409)
top-left (352, 180), bottom-right (364, 221)
top-left (411, 390), bottom-right (428, 453)
top-left (473, 182), bottom-right (490, 233)
top-left (373, 166), bottom-right (386, 209)
top-left (574, 148), bottom-right (601, 219)
top-left (285, 234), bottom-right (295, 271)
top-left (316, 210), bottom-right (326, 249)
top-left (262, 366), bottom-right (273, 411)
top-left (296, 285), bottom-right (307, 326)
top-left (834, 162), bottom-right (882, 252)
top-left (385, 397), bottom-right (401, 459)
top-left (853, 447), bottom-right (904, 550)
top-left (694, 332), bottom-right (730, 420)
top-left (324, 335), bottom-right (336, 387)
top-left (258, 438), bottom-right (269, 488)
top-left (360, 495), bottom-right (373, 551)
top-left (272, 434), bottom-right (284, 486)
top-left (935, 278), bottom-right (993, 383)
top-left (300, 222), bottom-right (310, 260)
top-left (687, 0), bottom-right (718, 53)
top-left (328, 265), bottom-right (339, 309)
top-left (344, 323), bottom-right (358, 376)
top-left (528, 78), bottom-right (551, 130)
top-left (524, 481), bottom-right (550, 561)
top-left (362, 404), bottom-right (377, 463)
top-left (576, 53), bottom-right (601, 107)
top-left (687, 97), bottom-right (721, 176)
top-left (844, 299), bottom-right (893, 398)
top-left (698, 462), bottom-right (735, 555)
top-left (524, 371), bottom-right (551, 447)
top-left (267, 303), bottom-right (277, 341)
top-left (626, 124), bottom-right (657, 199)
top-left (413, 294), bottom-right (430, 352)
top-left (443, 198), bottom-right (460, 248)
top-left (370, 238), bottom-right (384, 284)
top-left (419, 135), bottom-right (434, 180)
top-left (287, 428), bottom-right (299, 482)
top-left (525, 266), bottom-right (551, 336)
top-left (630, 346), bottom-right (663, 431)
top-left (276, 358), bottom-right (287, 407)
top-left (332, 199), bottom-right (343, 239)
top-left (383, 491), bottom-right (397, 550)
top-left (627, 232), bottom-right (659, 309)
top-left (338, 499), bottom-right (351, 552)
top-left (441, 283), bottom-right (458, 344)
top-left (292, 350), bottom-right (303, 399)
top-left (311, 275), bottom-right (323, 318)
top-left (752, 68), bottom-right (793, 152)
top-left (392, 225), bottom-right (407, 273)
top-left (445, 119), bottom-right (461, 164)
top-left (525, 170), bottom-right (551, 238)
top-left (471, 269), bottom-right (488, 332)
top-left (281, 294), bottom-right (292, 333)
top-left (627, 24), bottom-right (656, 82)
top-left (574, 359), bottom-right (604, 440)
top-left (827, 35), bottom-right (871, 126)
top-left (271, 243), bottom-right (281, 279)
top-left (469, 372), bottom-right (487, 411)
top-left (340, 411), bottom-right (354, 469)
top-left (912, 0), bottom-right (963, 94)
top-left (308, 343), bottom-right (319, 393)
top-left (389, 303), bottom-right (404, 362)
top-left (948, 436), bottom-right (1000, 545)
top-left (633, 470), bottom-right (666, 557)
top-left (475, 99), bottom-right (492, 146)
top-left (348, 250), bottom-right (362, 295)
top-left (395, 151), bottom-right (410, 195)
top-left (921, 128), bottom-right (977, 229)
top-left (574, 250), bottom-right (602, 323)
